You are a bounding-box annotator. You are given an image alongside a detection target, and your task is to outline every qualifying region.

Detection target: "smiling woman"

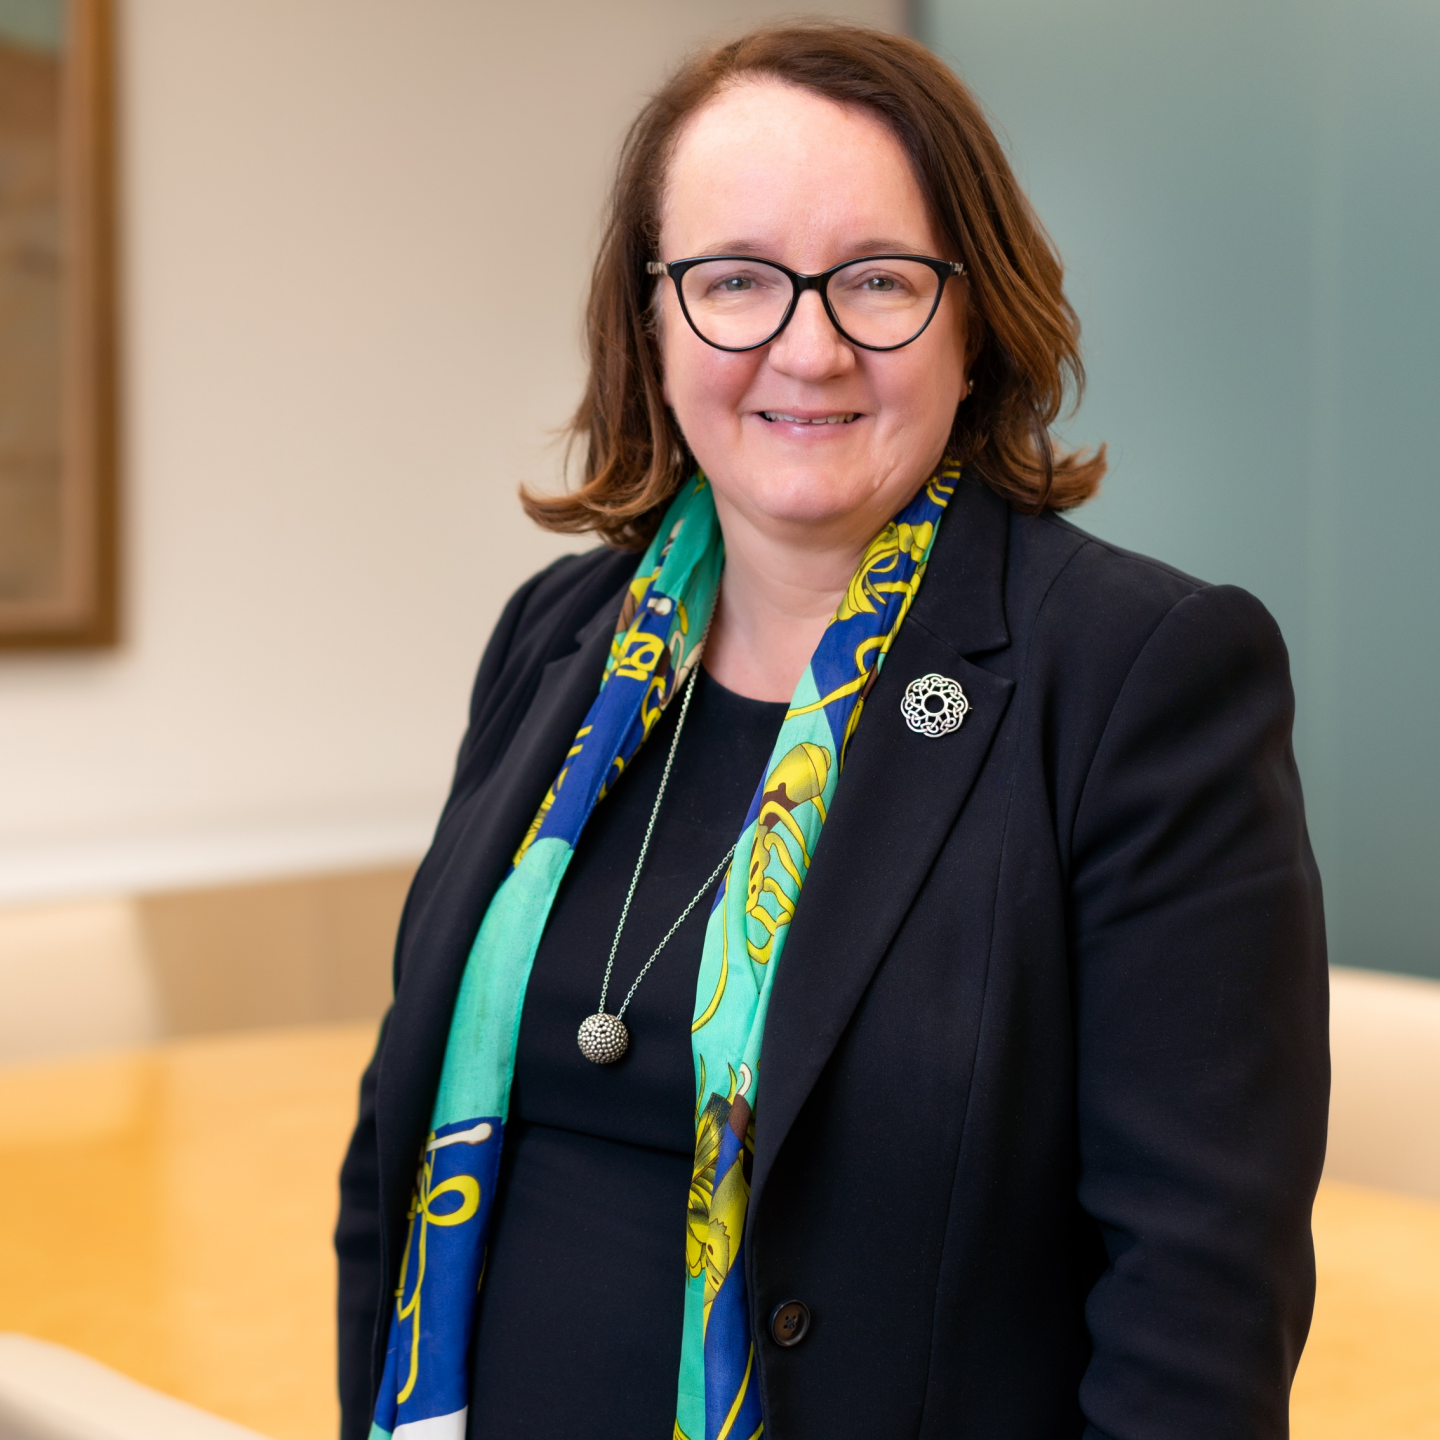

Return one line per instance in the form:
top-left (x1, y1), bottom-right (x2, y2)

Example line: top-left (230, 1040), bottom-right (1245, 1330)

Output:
top-left (531, 26), bottom-right (1104, 555)
top-left (337, 23), bottom-right (1327, 1440)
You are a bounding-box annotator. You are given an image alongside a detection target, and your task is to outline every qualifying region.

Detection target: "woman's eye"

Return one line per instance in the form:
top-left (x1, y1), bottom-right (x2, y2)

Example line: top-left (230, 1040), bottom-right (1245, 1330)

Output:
top-left (704, 273), bottom-right (760, 296)
top-left (855, 272), bottom-right (916, 295)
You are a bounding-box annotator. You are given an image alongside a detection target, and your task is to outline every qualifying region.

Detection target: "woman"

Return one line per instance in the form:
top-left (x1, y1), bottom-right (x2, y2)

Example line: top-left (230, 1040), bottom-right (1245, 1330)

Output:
top-left (337, 24), bottom-right (1327, 1440)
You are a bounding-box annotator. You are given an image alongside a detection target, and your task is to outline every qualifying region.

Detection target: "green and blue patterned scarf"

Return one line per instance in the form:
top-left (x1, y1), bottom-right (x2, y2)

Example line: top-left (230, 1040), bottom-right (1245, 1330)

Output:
top-left (370, 465), bottom-right (955, 1440)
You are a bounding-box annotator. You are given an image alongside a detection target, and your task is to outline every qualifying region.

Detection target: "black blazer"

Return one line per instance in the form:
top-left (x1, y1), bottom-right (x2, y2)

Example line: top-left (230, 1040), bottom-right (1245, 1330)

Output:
top-left (336, 475), bottom-right (1328, 1440)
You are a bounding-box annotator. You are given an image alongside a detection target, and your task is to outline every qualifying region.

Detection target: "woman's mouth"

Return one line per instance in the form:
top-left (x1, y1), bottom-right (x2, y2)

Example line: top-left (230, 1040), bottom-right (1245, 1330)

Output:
top-left (759, 412), bottom-right (859, 424)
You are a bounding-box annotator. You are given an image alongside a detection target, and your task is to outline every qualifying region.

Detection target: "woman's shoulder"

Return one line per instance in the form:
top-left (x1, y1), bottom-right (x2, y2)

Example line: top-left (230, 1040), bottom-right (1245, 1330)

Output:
top-left (1014, 508), bottom-right (1284, 665)
top-left (974, 504), bottom-right (1293, 762)
top-left (467, 541), bottom-right (635, 703)
top-left (991, 507), bottom-right (1300, 850)
top-left (499, 543), bottom-right (638, 656)
top-left (931, 478), bottom-right (1282, 677)
top-left (442, 544), bottom-right (636, 811)
top-left (1028, 509), bottom-right (1209, 615)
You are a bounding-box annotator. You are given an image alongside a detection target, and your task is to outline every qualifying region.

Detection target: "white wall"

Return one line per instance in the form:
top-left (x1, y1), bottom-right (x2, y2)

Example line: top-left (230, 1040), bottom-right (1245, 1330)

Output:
top-left (0, 0), bottom-right (900, 904)
top-left (1325, 967), bottom-right (1440, 1202)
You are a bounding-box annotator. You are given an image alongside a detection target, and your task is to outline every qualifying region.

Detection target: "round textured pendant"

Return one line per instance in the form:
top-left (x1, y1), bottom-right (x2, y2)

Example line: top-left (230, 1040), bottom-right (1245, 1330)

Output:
top-left (577, 1011), bottom-right (630, 1065)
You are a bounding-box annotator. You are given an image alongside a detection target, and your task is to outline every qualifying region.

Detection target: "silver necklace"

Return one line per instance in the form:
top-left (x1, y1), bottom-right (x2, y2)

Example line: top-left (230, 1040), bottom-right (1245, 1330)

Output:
top-left (576, 662), bottom-right (737, 1065)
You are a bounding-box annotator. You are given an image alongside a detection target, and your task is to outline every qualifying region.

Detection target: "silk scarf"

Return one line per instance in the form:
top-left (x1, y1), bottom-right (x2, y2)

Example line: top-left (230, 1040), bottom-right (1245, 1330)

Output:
top-left (370, 465), bottom-right (956, 1440)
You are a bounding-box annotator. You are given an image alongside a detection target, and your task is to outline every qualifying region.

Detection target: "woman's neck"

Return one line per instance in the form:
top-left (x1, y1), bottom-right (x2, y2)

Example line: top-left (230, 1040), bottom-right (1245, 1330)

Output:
top-left (702, 502), bottom-right (874, 703)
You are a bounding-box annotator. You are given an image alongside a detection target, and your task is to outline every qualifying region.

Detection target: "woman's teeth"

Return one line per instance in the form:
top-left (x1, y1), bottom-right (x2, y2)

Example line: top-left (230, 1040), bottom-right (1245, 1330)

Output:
top-left (760, 412), bottom-right (857, 424)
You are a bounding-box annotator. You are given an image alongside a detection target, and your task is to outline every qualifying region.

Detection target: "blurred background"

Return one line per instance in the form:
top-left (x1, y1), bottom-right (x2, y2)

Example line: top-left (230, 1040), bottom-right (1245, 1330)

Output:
top-left (919, 0), bottom-right (1440, 988)
top-left (0, 2), bottom-right (1437, 1439)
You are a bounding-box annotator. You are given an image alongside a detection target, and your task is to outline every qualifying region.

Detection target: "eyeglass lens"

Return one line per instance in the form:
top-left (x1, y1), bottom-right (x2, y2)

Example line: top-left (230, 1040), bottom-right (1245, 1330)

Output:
top-left (678, 258), bottom-right (944, 350)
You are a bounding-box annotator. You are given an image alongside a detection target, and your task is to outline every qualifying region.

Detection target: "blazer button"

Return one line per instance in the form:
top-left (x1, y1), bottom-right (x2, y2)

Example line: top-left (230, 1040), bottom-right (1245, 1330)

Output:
top-left (769, 1300), bottom-right (811, 1347)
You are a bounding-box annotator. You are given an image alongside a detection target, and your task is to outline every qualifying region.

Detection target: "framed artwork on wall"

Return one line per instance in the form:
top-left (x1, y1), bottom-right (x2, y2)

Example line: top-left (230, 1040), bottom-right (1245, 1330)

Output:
top-left (0, 0), bottom-right (117, 648)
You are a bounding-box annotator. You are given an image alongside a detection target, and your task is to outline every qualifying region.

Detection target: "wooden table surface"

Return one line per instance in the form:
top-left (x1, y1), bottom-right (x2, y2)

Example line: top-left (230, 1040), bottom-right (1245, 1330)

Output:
top-left (0, 1024), bottom-right (1436, 1440)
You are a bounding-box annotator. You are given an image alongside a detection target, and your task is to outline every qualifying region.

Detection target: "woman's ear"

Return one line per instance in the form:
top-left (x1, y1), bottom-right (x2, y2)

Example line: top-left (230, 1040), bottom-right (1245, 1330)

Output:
top-left (962, 317), bottom-right (985, 397)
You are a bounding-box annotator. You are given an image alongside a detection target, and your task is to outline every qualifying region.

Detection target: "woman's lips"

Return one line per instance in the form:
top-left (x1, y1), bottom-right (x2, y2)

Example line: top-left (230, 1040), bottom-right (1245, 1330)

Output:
top-left (758, 411), bottom-right (859, 424)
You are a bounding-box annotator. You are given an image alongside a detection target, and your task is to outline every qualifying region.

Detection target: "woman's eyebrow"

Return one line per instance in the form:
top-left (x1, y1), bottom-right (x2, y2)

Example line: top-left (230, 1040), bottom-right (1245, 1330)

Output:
top-left (841, 238), bottom-right (928, 256)
top-left (692, 241), bottom-right (773, 258)
top-left (687, 238), bottom-right (931, 261)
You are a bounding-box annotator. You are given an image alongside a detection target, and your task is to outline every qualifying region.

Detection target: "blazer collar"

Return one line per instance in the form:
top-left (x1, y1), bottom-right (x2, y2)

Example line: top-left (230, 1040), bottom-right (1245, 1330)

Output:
top-left (909, 469), bottom-right (1011, 658)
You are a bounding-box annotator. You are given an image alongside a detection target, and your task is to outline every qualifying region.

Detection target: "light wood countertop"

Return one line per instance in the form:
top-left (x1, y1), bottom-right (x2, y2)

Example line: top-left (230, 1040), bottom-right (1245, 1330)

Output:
top-left (0, 1025), bottom-right (1435, 1439)
top-left (0, 1025), bottom-right (377, 1440)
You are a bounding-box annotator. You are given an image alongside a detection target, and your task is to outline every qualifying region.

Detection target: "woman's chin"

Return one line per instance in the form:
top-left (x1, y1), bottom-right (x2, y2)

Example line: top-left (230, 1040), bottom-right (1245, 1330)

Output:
top-left (714, 470), bottom-right (896, 537)
top-left (718, 440), bottom-right (943, 529)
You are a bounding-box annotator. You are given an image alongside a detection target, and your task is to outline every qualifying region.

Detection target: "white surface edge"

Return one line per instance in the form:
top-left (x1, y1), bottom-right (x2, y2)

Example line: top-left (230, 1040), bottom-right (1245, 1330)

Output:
top-left (0, 808), bottom-right (436, 906)
top-left (0, 1333), bottom-right (273, 1440)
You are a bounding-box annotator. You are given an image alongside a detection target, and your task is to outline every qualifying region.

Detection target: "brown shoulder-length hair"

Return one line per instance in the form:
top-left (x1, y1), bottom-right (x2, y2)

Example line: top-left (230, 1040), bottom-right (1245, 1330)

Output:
top-left (523, 22), bottom-right (1105, 550)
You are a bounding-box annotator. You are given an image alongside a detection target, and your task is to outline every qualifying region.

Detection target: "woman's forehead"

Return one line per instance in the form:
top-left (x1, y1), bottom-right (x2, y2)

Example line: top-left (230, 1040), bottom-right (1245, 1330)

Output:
top-left (660, 80), bottom-right (933, 253)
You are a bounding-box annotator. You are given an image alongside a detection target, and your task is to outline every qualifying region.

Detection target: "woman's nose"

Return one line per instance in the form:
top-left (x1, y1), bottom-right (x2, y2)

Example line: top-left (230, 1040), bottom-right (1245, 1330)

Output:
top-left (765, 289), bottom-right (855, 380)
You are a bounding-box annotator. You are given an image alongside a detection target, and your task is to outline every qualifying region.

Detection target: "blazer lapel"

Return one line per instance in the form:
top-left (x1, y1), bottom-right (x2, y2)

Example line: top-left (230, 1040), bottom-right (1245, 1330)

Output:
top-left (750, 478), bottom-right (1015, 1209)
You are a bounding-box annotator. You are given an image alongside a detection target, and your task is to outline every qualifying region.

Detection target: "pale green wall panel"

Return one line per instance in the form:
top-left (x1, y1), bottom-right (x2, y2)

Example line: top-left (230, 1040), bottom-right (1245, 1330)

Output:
top-left (917, 0), bottom-right (1440, 977)
top-left (0, 0), bottom-right (63, 51)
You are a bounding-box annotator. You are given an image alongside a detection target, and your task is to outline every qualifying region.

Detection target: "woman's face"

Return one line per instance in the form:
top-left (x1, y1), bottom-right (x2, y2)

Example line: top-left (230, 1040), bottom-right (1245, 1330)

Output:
top-left (658, 79), bottom-right (968, 546)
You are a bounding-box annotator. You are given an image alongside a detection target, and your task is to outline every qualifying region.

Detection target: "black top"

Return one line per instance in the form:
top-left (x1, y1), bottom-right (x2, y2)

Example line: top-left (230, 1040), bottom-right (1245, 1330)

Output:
top-left (467, 669), bottom-right (788, 1439)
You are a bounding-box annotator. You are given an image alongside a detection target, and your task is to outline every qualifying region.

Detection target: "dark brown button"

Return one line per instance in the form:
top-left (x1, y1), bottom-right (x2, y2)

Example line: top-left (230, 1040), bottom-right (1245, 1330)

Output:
top-left (769, 1299), bottom-right (811, 1347)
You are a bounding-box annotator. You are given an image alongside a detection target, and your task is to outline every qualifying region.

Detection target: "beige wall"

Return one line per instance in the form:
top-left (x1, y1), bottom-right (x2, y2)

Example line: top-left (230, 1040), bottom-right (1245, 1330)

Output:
top-left (0, 0), bottom-right (902, 907)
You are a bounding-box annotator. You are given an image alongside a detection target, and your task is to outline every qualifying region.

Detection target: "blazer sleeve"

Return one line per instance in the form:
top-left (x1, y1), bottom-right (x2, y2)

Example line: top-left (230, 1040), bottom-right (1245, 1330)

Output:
top-left (1067, 583), bottom-right (1329, 1440)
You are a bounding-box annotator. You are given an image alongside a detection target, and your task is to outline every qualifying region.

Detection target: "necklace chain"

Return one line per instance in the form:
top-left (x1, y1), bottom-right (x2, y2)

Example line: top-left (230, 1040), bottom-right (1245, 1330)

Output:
top-left (596, 661), bottom-right (737, 1022)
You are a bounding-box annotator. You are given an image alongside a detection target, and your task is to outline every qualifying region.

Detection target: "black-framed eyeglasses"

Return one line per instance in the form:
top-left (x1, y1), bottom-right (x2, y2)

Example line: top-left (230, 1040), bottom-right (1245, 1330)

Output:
top-left (646, 253), bottom-right (964, 353)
